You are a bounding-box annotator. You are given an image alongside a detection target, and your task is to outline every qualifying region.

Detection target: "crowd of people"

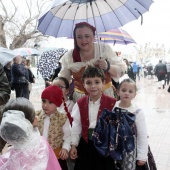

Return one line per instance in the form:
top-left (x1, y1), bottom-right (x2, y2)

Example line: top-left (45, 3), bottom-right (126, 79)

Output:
top-left (0, 22), bottom-right (159, 170)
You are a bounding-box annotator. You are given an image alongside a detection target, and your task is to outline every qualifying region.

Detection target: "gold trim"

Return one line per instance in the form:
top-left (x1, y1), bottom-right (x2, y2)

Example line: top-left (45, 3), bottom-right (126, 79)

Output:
top-left (102, 82), bottom-right (112, 91)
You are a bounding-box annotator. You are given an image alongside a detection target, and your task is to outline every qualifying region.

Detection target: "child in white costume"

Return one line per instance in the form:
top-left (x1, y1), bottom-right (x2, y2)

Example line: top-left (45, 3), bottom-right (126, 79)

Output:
top-left (113, 78), bottom-right (148, 169)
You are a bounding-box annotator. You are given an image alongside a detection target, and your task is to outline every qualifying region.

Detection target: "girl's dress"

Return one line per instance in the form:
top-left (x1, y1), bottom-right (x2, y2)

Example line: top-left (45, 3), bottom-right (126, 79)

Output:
top-left (113, 101), bottom-right (148, 162)
top-left (71, 93), bottom-right (116, 170)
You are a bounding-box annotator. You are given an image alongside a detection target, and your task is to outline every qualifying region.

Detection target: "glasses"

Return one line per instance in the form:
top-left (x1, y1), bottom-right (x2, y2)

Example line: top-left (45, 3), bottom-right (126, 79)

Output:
top-left (58, 86), bottom-right (66, 89)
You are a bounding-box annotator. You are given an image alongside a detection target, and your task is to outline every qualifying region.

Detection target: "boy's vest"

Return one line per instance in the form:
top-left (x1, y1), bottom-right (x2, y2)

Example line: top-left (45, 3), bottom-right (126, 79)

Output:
top-left (77, 93), bottom-right (116, 143)
top-left (36, 110), bottom-right (67, 150)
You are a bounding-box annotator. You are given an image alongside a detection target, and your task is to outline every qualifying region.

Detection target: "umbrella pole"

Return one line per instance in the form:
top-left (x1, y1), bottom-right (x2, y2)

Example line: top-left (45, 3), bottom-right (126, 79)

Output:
top-left (90, 1), bottom-right (102, 59)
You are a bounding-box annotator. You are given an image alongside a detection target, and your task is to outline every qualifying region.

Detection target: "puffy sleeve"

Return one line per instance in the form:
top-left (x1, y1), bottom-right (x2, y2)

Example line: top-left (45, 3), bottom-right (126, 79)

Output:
top-left (71, 103), bottom-right (82, 146)
top-left (58, 51), bottom-right (73, 82)
top-left (62, 118), bottom-right (71, 152)
top-left (98, 43), bottom-right (127, 82)
top-left (135, 108), bottom-right (148, 161)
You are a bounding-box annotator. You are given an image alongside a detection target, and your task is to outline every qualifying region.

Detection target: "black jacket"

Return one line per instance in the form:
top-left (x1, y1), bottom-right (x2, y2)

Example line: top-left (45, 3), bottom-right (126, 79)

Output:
top-left (11, 63), bottom-right (29, 84)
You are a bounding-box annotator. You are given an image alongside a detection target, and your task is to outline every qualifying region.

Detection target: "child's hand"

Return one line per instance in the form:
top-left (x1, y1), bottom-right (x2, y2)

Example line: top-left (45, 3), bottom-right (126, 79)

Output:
top-left (70, 145), bottom-right (77, 159)
top-left (137, 160), bottom-right (146, 166)
top-left (59, 148), bottom-right (68, 160)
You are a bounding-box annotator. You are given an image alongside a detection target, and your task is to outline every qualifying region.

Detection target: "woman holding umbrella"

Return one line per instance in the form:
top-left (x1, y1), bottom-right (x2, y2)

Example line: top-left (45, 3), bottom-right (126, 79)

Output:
top-left (59, 22), bottom-right (126, 102)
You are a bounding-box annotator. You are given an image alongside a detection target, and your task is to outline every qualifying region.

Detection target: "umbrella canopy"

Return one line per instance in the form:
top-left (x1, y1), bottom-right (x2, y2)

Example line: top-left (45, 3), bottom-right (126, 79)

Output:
top-left (0, 47), bottom-right (16, 66)
top-left (37, 48), bottom-right (67, 79)
top-left (41, 47), bottom-right (59, 54)
top-left (98, 27), bottom-right (136, 45)
top-left (13, 48), bottom-right (40, 56)
top-left (38, 0), bottom-right (153, 38)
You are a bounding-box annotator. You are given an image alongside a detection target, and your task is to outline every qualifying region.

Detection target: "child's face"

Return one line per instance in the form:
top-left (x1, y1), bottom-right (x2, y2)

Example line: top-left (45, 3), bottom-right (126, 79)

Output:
top-left (53, 79), bottom-right (69, 98)
top-left (83, 76), bottom-right (104, 100)
top-left (42, 99), bottom-right (57, 116)
top-left (118, 82), bottom-right (136, 103)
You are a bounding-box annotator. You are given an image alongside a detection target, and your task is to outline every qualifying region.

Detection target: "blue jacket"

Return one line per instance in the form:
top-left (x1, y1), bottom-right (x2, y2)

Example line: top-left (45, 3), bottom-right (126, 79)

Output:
top-left (132, 62), bottom-right (138, 73)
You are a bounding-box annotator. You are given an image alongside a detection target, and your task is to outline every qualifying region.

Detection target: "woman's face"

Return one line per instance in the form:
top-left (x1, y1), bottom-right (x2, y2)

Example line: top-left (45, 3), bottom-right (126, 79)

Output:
top-left (75, 26), bottom-right (95, 52)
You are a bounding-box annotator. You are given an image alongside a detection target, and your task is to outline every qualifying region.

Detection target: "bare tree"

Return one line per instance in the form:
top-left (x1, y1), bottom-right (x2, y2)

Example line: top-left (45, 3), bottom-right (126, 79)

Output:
top-left (0, 0), bottom-right (51, 49)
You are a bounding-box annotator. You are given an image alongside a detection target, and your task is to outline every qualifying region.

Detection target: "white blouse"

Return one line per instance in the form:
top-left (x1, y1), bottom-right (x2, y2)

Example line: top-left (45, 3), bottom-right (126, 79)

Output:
top-left (59, 43), bottom-right (126, 82)
top-left (113, 101), bottom-right (148, 161)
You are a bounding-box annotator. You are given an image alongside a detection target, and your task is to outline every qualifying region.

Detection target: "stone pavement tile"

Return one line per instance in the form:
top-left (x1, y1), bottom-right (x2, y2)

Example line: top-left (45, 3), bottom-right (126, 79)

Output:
top-left (135, 78), bottom-right (170, 169)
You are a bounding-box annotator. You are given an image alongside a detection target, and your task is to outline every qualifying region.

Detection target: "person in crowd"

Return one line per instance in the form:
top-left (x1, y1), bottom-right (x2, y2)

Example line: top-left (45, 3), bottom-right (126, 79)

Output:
top-left (0, 63), bottom-right (11, 107)
top-left (113, 78), bottom-right (148, 169)
top-left (154, 59), bottom-right (167, 89)
top-left (165, 61), bottom-right (170, 85)
top-left (137, 64), bottom-right (142, 80)
top-left (0, 62), bottom-right (11, 152)
top-left (36, 85), bottom-right (71, 170)
top-left (132, 62), bottom-right (138, 81)
top-left (11, 55), bottom-right (29, 99)
top-left (58, 22), bottom-right (126, 102)
top-left (21, 57), bottom-right (30, 98)
top-left (143, 65), bottom-right (148, 78)
top-left (70, 66), bottom-right (117, 170)
top-left (0, 97), bottom-right (61, 170)
top-left (123, 58), bottom-right (135, 81)
top-left (26, 59), bottom-right (35, 94)
top-left (52, 77), bottom-right (75, 170)
top-left (147, 63), bottom-right (153, 79)
top-left (3, 61), bottom-right (12, 84)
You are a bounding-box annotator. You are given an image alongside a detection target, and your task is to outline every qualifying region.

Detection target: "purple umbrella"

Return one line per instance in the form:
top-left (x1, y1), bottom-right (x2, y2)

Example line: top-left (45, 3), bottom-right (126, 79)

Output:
top-left (98, 27), bottom-right (136, 45)
top-left (38, 0), bottom-right (153, 38)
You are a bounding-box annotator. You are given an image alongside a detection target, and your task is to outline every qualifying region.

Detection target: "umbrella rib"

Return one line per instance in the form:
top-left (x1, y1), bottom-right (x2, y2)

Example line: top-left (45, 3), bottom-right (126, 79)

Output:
top-left (104, 0), bottom-right (142, 27)
top-left (93, 0), bottom-right (107, 31)
top-left (56, 2), bottom-right (71, 37)
top-left (105, 0), bottom-right (124, 27)
top-left (71, 0), bottom-right (84, 37)
top-left (117, 0), bottom-right (142, 21)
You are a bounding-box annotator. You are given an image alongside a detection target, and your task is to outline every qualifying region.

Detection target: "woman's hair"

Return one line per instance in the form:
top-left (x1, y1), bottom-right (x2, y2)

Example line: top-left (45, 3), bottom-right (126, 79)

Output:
top-left (2, 97), bottom-right (35, 123)
top-left (73, 22), bottom-right (96, 50)
top-left (53, 77), bottom-right (69, 89)
top-left (117, 78), bottom-right (137, 91)
top-left (82, 66), bottom-right (105, 82)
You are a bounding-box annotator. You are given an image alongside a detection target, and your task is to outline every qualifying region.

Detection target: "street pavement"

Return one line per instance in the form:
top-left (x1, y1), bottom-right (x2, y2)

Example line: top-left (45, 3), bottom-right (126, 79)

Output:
top-left (10, 68), bottom-right (170, 170)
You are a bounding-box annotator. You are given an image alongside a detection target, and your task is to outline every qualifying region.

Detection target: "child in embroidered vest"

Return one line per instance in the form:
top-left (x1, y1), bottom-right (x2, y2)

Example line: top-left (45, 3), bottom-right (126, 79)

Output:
top-left (52, 77), bottom-right (75, 170)
top-left (70, 66), bottom-right (117, 170)
top-left (114, 78), bottom-right (148, 169)
top-left (36, 85), bottom-right (71, 170)
top-left (1, 97), bottom-right (61, 170)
